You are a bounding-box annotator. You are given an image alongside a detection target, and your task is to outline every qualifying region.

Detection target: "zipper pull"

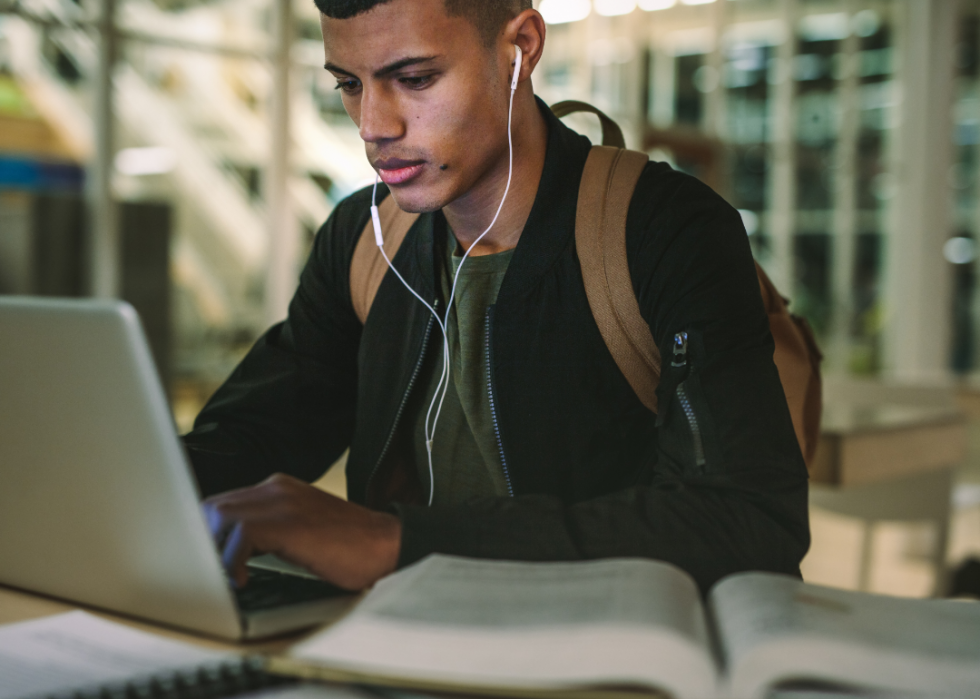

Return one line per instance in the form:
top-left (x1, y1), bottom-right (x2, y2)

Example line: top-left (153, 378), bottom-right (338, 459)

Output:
top-left (671, 332), bottom-right (689, 368)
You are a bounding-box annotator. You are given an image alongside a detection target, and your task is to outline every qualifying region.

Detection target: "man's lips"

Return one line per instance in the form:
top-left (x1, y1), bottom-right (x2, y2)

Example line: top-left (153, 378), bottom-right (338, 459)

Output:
top-left (375, 159), bottom-right (426, 186)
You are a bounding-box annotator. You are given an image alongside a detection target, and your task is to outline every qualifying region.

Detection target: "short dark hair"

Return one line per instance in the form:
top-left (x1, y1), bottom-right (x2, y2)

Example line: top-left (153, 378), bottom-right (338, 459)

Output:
top-left (314, 0), bottom-right (533, 46)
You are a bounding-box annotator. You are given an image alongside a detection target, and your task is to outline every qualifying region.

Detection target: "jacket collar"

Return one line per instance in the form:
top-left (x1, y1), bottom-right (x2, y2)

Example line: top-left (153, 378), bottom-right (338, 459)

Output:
top-left (498, 97), bottom-right (593, 301)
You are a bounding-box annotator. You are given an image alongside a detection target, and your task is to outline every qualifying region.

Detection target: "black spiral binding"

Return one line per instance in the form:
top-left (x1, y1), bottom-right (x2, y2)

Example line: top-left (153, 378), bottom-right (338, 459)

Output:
top-left (26, 656), bottom-right (296, 699)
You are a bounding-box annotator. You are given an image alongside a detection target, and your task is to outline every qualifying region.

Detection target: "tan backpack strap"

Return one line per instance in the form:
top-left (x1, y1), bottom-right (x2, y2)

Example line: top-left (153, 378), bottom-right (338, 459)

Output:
top-left (754, 261), bottom-right (824, 467)
top-left (551, 101), bottom-right (627, 149)
top-left (350, 196), bottom-right (420, 324)
top-left (576, 145), bottom-right (661, 412)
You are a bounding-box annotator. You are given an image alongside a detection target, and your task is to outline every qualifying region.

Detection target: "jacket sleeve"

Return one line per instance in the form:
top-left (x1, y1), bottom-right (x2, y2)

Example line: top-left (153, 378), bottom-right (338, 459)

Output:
top-left (393, 169), bottom-right (810, 595)
top-left (182, 194), bottom-right (369, 498)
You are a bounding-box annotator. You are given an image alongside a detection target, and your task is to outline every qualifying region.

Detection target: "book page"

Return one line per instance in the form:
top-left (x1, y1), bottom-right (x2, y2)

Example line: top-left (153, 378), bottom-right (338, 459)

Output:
top-left (0, 611), bottom-right (230, 699)
top-left (708, 573), bottom-right (980, 698)
top-left (285, 555), bottom-right (718, 699)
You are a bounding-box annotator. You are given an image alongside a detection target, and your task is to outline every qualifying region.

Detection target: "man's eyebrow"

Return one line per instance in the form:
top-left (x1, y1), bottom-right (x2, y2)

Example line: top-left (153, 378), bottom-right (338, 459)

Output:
top-left (324, 62), bottom-right (355, 76)
top-left (323, 56), bottom-right (440, 80)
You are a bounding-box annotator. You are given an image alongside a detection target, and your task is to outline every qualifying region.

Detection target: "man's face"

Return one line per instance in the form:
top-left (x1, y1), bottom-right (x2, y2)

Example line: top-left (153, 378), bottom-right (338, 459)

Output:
top-left (321, 0), bottom-right (511, 213)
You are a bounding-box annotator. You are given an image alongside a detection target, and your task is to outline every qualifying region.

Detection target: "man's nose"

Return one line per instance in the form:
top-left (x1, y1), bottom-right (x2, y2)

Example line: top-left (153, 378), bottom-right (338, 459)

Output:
top-left (359, 86), bottom-right (404, 145)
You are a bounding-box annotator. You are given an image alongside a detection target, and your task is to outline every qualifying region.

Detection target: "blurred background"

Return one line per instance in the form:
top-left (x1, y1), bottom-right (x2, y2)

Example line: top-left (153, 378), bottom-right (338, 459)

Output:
top-left (3, 0), bottom-right (980, 598)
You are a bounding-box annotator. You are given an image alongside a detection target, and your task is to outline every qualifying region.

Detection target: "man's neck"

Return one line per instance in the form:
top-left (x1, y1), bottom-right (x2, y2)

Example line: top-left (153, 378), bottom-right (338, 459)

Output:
top-left (442, 92), bottom-right (549, 256)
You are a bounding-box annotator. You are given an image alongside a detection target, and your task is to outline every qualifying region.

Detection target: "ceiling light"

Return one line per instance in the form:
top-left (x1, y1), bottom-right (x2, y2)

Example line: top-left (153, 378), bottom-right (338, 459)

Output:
top-left (540, 0), bottom-right (591, 24)
top-left (945, 237), bottom-right (977, 265)
top-left (595, 0), bottom-right (636, 16)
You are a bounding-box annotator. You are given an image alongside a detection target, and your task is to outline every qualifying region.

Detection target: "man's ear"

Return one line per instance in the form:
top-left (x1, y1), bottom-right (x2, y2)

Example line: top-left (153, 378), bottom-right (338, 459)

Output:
top-left (504, 8), bottom-right (546, 84)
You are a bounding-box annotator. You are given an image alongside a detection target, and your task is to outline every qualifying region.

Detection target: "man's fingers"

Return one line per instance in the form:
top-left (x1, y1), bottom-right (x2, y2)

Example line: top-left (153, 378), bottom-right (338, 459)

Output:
top-left (221, 521), bottom-right (255, 588)
top-left (202, 500), bottom-right (236, 548)
top-left (199, 475), bottom-right (402, 591)
top-left (203, 489), bottom-right (274, 547)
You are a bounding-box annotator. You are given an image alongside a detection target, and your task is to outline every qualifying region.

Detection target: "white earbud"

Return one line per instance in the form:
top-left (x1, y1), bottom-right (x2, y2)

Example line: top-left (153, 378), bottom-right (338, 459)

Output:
top-left (371, 204), bottom-right (384, 247)
top-left (511, 45), bottom-right (523, 91)
top-left (370, 44), bottom-right (523, 506)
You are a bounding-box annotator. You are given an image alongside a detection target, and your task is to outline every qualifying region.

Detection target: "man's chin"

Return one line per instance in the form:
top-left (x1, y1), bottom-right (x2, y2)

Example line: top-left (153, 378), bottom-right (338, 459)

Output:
top-left (386, 189), bottom-right (446, 215)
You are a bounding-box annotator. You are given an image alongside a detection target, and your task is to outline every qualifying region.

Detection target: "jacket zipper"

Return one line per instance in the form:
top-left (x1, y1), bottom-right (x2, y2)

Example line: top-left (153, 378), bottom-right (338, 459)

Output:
top-left (676, 384), bottom-right (706, 468)
top-left (672, 332), bottom-right (705, 468)
top-left (485, 307), bottom-right (514, 497)
top-left (364, 311), bottom-right (436, 500)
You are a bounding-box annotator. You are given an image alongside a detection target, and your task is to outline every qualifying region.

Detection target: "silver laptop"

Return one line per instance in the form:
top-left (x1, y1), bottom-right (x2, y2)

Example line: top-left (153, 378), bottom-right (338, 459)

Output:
top-left (0, 296), bottom-right (353, 640)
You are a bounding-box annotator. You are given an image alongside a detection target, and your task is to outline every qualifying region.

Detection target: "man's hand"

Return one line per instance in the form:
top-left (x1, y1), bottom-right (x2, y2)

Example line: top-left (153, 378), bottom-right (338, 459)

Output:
top-left (202, 473), bottom-right (401, 591)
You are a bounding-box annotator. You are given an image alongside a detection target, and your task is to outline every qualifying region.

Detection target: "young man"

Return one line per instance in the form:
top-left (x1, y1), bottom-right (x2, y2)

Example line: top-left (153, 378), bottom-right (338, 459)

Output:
top-left (187, 0), bottom-right (809, 594)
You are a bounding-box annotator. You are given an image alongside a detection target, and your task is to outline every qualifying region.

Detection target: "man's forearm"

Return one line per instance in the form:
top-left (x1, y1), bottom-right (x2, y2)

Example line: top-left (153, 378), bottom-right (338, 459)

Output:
top-left (182, 320), bottom-right (358, 499)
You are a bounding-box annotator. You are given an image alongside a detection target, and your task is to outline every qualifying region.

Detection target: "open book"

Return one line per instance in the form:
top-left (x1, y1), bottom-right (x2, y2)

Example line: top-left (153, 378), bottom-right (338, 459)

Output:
top-left (269, 555), bottom-right (980, 699)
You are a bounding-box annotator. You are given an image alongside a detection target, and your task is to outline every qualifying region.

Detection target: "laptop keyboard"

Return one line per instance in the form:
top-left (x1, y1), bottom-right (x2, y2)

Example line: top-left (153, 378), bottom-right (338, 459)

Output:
top-left (234, 566), bottom-right (349, 612)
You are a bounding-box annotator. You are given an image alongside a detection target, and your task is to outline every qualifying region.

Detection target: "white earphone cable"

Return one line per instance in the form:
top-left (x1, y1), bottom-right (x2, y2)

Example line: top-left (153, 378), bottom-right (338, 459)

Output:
top-left (423, 73), bottom-right (518, 502)
top-left (372, 53), bottom-right (520, 506)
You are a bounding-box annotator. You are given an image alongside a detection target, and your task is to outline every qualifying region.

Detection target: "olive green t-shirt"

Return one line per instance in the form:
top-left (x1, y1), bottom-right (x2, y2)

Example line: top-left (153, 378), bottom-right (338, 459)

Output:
top-left (412, 229), bottom-right (514, 506)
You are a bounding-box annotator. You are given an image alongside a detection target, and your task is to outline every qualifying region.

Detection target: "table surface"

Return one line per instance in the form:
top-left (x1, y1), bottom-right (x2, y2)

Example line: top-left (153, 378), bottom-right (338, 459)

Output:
top-left (820, 402), bottom-right (964, 435)
top-left (812, 402), bottom-right (968, 486)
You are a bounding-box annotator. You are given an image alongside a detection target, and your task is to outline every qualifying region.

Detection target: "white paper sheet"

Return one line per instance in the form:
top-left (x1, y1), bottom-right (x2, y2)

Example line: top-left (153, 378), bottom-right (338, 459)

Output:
top-left (0, 611), bottom-right (230, 699)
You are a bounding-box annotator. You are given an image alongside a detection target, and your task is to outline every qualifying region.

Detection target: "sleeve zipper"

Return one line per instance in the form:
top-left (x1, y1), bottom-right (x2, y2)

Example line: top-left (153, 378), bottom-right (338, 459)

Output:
top-left (672, 331), bottom-right (689, 367)
top-left (671, 332), bottom-right (706, 468)
top-left (676, 383), bottom-right (706, 468)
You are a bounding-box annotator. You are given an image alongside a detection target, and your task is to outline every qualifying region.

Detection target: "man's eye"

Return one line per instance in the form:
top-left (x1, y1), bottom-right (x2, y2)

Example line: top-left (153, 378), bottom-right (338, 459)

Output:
top-left (400, 75), bottom-right (433, 89)
top-left (334, 80), bottom-right (361, 94)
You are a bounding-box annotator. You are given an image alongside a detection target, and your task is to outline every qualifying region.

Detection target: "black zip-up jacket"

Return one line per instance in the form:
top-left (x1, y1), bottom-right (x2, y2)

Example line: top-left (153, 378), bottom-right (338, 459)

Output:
top-left (184, 103), bottom-right (810, 594)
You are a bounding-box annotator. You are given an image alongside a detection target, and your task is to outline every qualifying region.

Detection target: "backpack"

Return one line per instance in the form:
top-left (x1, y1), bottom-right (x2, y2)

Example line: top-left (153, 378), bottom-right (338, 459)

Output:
top-left (349, 101), bottom-right (823, 467)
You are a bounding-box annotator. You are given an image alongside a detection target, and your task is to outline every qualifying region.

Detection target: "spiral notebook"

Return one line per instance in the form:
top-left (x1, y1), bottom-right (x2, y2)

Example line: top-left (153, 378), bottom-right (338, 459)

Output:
top-left (0, 611), bottom-right (293, 699)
